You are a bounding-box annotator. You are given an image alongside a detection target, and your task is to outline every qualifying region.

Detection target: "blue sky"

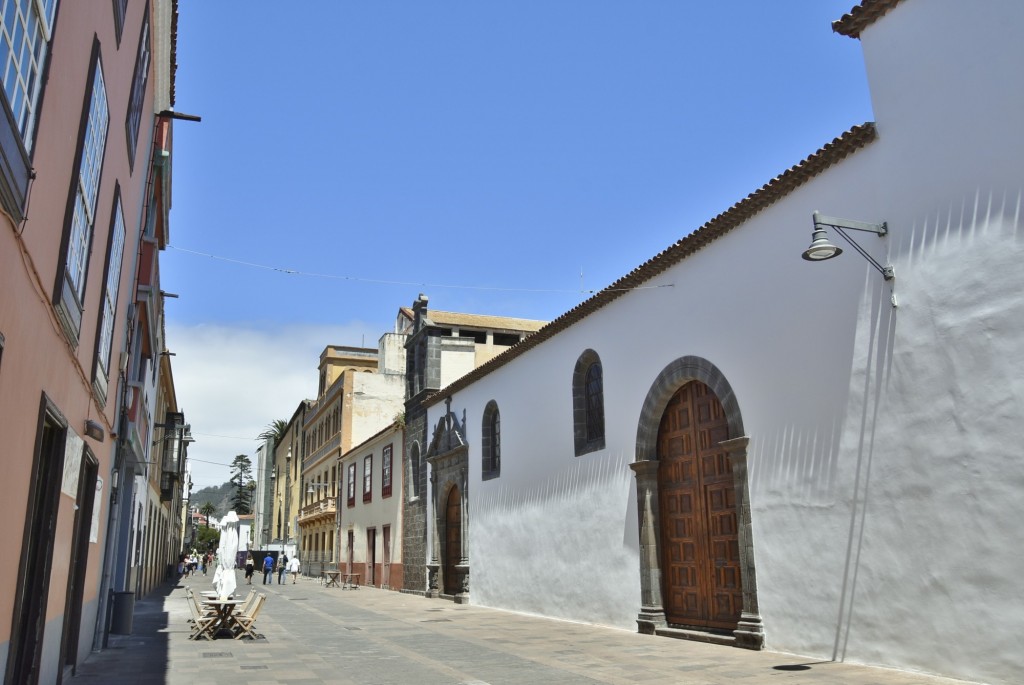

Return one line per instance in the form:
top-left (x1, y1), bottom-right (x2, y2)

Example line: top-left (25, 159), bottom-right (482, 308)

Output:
top-left (166, 1), bottom-right (873, 489)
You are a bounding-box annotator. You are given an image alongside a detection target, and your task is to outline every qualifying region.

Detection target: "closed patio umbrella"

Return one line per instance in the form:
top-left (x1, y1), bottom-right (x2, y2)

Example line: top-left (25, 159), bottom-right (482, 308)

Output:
top-left (214, 511), bottom-right (240, 599)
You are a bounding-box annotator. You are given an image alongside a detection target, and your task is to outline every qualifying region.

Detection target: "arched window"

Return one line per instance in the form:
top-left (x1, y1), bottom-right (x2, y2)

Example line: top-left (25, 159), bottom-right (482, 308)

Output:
top-left (482, 401), bottom-right (501, 479)
top-left (572, 349), bottom-right (606, 456)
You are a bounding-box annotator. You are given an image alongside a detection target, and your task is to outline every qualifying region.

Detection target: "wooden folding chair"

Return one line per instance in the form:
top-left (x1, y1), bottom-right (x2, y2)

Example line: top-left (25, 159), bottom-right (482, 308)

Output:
top-left (184, 587), bottom-right (218, 623)
top-left (232, 593), bottom-right (266, 640)
top-left (234, 588), bottom-right (257, 616)
top-left (187, 593), bottom-right (217, 640)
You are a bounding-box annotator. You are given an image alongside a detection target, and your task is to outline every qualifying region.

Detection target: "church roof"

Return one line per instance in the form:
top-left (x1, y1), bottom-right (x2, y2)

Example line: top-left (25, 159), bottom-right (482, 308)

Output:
top-left (424, 122), bottom-right (878, 406)
top-left (832, 0), bottom-right (906, 38)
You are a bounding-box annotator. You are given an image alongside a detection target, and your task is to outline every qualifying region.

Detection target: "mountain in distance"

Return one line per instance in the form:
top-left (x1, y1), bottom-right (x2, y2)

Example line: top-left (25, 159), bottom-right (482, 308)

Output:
top-left (189, 482), bottom-right (234, 519)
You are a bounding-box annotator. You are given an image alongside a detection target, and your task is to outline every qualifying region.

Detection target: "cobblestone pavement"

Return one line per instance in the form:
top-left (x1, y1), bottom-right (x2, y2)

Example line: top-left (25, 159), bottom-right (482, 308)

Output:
top-left (71, 572), bottom-right (979, 685)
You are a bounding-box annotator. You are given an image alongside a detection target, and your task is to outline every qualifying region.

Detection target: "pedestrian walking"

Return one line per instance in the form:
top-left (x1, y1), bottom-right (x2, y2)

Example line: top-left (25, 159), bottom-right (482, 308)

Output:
top-left (278, 554), bottom-right (289, 584)
top-left (262, 554), bottom-right (274, 584)
top-left (288, 555), bottom-right (300, 584)
top-left (244, 555), bottom-right (255, 585)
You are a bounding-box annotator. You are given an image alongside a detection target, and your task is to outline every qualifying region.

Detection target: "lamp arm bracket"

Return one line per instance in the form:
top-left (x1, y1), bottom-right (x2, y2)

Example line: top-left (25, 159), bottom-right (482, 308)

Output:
top-left (813, 211), bottom-right (887, 236)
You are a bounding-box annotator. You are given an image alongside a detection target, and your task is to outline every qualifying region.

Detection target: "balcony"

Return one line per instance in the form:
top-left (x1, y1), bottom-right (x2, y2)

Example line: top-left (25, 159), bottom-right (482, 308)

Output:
top-left (298, 497), bottom-right (336, 524)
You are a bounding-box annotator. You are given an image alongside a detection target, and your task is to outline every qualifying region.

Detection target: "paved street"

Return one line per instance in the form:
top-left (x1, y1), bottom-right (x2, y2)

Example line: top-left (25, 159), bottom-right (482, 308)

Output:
top-left (71, 572), bottom-right (977, 685)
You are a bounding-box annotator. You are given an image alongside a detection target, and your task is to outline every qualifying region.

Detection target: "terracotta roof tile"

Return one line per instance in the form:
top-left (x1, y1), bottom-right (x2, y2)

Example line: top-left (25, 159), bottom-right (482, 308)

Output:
top-left (423, 122), bottom-right (878, 406)
top-left (832, 0), bottom-right (905, 38)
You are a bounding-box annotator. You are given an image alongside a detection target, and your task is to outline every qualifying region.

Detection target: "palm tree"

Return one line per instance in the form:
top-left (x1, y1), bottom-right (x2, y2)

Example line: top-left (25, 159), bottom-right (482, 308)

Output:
top-left (199, 502), bottom-right (215, 528)
top-left (257, 419), bottom-right (288, 446)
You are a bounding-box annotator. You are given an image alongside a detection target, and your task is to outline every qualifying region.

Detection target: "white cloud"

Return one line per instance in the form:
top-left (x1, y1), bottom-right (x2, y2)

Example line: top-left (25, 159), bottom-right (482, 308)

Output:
top-left (167, 321), bottom-right (376, 490)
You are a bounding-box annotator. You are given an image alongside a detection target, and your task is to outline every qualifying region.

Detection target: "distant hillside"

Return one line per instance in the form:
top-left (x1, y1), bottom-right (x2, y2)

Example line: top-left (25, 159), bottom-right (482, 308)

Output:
top-left (190, 482), bottom-right (234, 519)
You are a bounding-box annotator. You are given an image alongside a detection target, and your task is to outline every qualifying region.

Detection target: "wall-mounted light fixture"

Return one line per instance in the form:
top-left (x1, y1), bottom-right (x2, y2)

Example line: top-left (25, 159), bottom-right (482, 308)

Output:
top-left (85, 419), bottom-right (105, 441)
top-left (802, 211), bottom-right (894, 281)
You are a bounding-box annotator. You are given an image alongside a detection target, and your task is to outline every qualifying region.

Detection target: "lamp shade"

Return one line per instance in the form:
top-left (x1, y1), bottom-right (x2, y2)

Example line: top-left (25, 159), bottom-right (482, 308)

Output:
top-left (802, 228), bottom-right (842, 261)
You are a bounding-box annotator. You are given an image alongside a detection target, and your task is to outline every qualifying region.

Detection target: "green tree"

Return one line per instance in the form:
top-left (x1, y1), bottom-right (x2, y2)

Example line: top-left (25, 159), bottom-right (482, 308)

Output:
top-left (230, 454), bottom-right (254, 514)
top-left (199, 502), bottom-right (216, 528)
top-left (196, 526), bottom-right (220, 553)
top-left (257, 419), bottom-right (288, 445)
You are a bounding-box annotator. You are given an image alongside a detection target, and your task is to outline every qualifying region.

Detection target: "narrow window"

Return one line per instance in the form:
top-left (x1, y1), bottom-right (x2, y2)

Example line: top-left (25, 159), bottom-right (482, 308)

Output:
top-left (125, 6), bottom-right (150, 168)
top-left (408, 442), bottom-right (420, 500)
top-left (93, 189), bottom-right (126, 401)
top-left (112, 0), bottom-right (128, 43)
top-left (0, 0), bottom-right (57, 219)
top-left (382, 444), bottom-right (393, 498)
top-left (363, 455), bottom-right (372, 502)
top-left (56, 50), bottom-right (109, 342)
top-left (346, 462), bottom-right (355, 507)
top-left (585, 362), bottom-right (605, 442)
top-left (572, 349), bottom-right (606, 456)
top-left (482, 401), bottom-right (500, 479)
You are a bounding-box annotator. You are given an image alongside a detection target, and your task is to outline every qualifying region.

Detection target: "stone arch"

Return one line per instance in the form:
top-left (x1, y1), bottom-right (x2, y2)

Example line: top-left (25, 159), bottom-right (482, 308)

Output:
top-left (635, 356), bottom-right (743, 461)
top-left (629, 355), bottom-right (763, 649)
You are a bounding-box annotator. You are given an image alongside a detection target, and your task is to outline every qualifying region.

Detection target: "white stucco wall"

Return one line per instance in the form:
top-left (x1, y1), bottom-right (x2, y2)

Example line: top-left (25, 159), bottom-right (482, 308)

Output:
top-left (426, 3), bottom-right (1024, 684)
top-left (350, 372), bottom-right (405, 447)
top-left (339, 426), bottom-right (404, 572)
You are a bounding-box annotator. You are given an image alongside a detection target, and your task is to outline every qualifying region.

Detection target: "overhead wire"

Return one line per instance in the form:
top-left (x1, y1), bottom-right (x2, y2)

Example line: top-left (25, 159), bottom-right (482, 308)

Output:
top-left (167, 244), bottom-right (674, 295)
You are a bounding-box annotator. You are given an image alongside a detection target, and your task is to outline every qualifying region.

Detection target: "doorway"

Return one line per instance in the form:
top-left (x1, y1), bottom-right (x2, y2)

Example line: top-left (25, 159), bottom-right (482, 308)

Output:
top-left (443, 485), bottom-right (461, 595)
top-left (657, 381), bottom-right (741, 630)
top-left (8, 400), bottom-right (66, 685)
top-left (366, 528), bottom-right (376, 586)
top-left (60, 451), bottom-right (99, 679)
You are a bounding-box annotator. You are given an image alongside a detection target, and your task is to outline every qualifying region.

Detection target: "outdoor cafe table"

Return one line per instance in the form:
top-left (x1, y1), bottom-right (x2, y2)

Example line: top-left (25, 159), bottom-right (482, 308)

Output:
top-left (324, 570), bottom-right (341, 588)
top-left (199, 598), bottom-right (243, 639)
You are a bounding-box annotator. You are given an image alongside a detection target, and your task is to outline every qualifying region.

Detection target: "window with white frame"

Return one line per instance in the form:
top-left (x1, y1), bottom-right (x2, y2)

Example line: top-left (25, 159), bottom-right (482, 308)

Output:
top-left (0, 0), bottom-right (58, 219)
top-left (381, 444), bottom-right (393, 498)
top-left (346, 462), bottom-right (355, 507)
top-left (56, 52), bottom-right (108, 343)
top-left (93, 189), bottom-right (125, 401)
top-left (125, 6), bottom-right (150, 168)
top-left (363, 454), bottom-right (372, 502)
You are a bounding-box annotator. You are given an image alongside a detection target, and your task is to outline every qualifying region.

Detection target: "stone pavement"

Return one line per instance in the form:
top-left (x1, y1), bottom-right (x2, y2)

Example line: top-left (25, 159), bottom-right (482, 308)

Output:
top-left (71, 572), bottom-right (978, 685)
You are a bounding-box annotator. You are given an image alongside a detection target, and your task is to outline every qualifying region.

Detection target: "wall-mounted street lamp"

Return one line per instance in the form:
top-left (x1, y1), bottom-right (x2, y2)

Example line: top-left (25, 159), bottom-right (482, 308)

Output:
top-left (802, 211), bottom-right (898, 307)
top-left (802, 211), bottom-right (893, 280)
top-left (307, 482), bottom-right (331, 496)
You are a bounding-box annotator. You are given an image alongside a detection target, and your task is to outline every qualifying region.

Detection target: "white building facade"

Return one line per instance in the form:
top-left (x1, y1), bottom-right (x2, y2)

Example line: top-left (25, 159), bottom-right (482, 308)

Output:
top-left (339, 422), bottom-right (405, 590)
top-left (422, 2), bottom-right (1024, 684)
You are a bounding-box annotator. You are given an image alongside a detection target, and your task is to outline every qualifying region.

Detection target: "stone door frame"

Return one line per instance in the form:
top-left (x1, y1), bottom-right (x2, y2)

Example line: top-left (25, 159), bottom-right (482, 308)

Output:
top-left (631, 355), bottom-right (764, 649)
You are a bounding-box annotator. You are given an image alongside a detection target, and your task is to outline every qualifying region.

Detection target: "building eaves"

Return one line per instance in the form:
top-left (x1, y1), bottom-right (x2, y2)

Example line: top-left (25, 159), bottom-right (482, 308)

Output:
top-left (427, 310), bottom-right (548, 333)
top-left (423, 122), bottom-right (878, 408)
top-left (832, 0), bottom-right (905, 39)
top-left (338, 421), bottom-right (402, 463)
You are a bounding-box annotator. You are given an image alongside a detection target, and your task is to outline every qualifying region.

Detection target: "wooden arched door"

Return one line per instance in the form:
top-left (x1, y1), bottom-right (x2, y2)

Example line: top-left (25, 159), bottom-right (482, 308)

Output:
top-left (443, 485), bottom-right (462, 595)
top-left (657, 381), bottom-right (742, 630)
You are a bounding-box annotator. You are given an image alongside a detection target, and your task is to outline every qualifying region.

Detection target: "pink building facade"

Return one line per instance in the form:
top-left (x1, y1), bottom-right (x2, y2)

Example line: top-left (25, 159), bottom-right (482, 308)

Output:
top-left (0, 1), bottom-right (184, 682)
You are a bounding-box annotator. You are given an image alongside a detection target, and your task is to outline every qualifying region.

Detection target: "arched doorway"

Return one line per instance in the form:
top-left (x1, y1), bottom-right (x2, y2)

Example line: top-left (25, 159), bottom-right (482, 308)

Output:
top-left (657, 381), bottom-right (740, 630)
top-left (443, 485), bottom-right (462, 595)
top-left (631, 355), bottom-right (763, 649)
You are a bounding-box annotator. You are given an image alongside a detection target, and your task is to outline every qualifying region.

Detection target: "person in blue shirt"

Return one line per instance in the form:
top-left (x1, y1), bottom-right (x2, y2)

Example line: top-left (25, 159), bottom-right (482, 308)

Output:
top-left (262, 554), bottom-right (274, 584)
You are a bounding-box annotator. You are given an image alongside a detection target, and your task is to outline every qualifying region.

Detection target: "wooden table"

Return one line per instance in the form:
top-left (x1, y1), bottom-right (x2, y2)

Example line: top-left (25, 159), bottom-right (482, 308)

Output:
top-left (324, 571), bottom-right (341, 588)
top-left (342, 573), bottom-right (360, 590)
top-left (199, 598), bottom-right (243, 639)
